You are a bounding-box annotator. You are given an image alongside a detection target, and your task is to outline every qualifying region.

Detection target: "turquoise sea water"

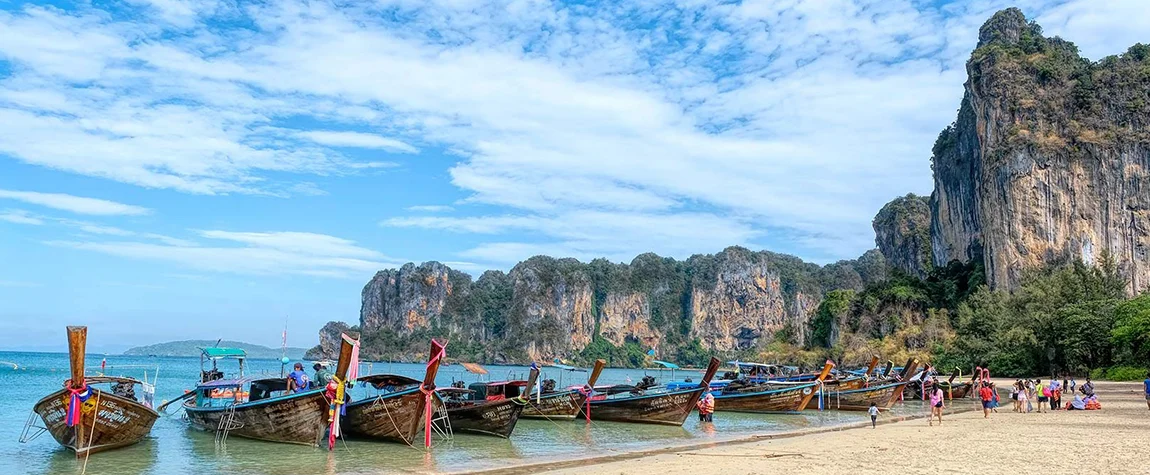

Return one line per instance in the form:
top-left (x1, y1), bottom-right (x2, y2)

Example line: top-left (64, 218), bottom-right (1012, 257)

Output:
top-left (0, 351), bottom-right (937, 474)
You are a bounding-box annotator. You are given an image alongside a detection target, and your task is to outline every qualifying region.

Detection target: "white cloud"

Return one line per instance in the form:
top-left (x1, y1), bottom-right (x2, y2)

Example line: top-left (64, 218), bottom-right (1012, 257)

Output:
top-left (1, 0), bottom-right (1142, 266)
top-left (406, 205), bottom-right (454, 212)
top-left (0, 189), bottom-right (150, 216)
top-left (0, 209), bottom-right (44, 225)
top-left (297, 130), bottom-right (419, 154)
top-left (49, 230), bottom-right (401, 278)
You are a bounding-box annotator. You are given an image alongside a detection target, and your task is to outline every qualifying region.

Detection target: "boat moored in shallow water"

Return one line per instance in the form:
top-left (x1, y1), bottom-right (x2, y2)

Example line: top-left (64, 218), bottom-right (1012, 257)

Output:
top-left (180, 335), bottom-right (354, 446)
top-left (343, 339), bottom-right (445, 445)
top-left (26, 326), bottom-right (159, 457)
top-left (586, 357), bottom-right (721, 426)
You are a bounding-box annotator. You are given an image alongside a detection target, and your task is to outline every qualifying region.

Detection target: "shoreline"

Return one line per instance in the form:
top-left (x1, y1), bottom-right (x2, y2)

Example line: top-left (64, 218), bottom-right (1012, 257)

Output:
top-left (450, 400), bottom-right (980, 475)
top-left (454, 380), bottom-right (1148, 475)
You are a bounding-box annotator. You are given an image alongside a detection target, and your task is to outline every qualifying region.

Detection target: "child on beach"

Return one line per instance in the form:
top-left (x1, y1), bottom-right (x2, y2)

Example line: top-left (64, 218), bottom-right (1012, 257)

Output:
top-left (929, 379), bottom-right (944, 426)
top-left (868, 402), bottom-right (878, 428)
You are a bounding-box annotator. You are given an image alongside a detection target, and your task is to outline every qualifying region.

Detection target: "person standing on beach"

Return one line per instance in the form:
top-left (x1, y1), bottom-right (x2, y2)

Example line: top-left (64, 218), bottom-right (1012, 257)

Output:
top-left (929, 378), bottom-right (944, 426)
top-left (1036, 379), bottom-right (1048, 413)
top-left (979, 382), bottom-right (994, 418)
top-left (1030, 377), bottom-right (1039, 411)
top-left (869, 403), bottom-right (879, 428)
top-left (1143, 372), bottom-right (1150, 410)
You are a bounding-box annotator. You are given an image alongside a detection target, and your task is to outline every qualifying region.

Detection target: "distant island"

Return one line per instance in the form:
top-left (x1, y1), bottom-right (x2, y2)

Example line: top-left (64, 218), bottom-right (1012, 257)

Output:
top-left (123, 340), bottom-right (308, 359)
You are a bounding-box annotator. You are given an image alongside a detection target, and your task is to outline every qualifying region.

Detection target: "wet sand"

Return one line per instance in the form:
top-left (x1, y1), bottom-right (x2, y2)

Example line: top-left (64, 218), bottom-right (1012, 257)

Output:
top-left (469, 381), bottom-right (1150, 475)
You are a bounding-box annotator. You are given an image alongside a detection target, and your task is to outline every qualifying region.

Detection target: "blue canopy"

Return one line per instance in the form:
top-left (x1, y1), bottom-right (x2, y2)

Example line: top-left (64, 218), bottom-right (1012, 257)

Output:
top-left (652, 360), bottom-right (680, 369)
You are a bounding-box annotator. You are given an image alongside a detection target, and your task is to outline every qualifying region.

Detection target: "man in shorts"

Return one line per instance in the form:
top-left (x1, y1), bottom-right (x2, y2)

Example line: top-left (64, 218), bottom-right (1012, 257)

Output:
top-left (979, 382), bottom-right (994, 418)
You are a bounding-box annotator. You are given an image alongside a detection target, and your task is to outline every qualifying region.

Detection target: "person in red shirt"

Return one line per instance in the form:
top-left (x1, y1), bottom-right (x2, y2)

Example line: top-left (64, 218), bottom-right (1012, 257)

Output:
top-left (979, 382), bottom-right (995, 418)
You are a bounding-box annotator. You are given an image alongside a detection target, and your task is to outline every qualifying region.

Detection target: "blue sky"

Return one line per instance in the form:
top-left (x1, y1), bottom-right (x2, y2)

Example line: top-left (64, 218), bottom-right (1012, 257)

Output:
top-left (0, 0), bottom-right (1145, 353)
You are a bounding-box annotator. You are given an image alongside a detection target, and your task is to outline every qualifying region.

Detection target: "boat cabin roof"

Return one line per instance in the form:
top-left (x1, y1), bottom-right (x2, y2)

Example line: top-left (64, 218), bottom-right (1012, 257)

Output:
top-left (547, 362), bottom-right (586, 372)
top-left (200, 347), bottom-right (247, 359)
top-left (486, 380), bottom-right (529, 387)
top-left (358, 374), bottom-right (422, 388)
top-left (85, 375), bottom-right (145, 386)
top-left (196, 377), bottom-right (254, 389)
top-left (435, 387), bottom-right (474, 395)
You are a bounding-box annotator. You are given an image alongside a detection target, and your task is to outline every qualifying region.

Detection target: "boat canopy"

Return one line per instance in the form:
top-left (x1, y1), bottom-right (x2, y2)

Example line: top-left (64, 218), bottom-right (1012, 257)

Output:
top-left (460, 362), bottom-right (488, 375)
top-left (357, 374), bottom-right (422, 389)
top-left (485, 380), bottom-right (529, 387)
top-left (547, 362), bottom-right (586, 372)
top-left (652, 360), bottom-right (680, 369)
top-left (199, 347), bottom-right (246, 359)
top-left (195, 377), bottom-right (254, 389)
top-left (84, 375), bottom-right (145, 386)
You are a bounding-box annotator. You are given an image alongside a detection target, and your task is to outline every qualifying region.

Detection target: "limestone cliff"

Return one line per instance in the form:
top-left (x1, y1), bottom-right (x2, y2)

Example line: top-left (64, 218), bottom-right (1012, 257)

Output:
top-left (874, 194), bottom-right (933, 279)
top-left (931, 8), bottom-right (1150, 294)
top-left (322, 246), bottom-right (878, 365)
top-left (304, 321), bottom-right (352, 360)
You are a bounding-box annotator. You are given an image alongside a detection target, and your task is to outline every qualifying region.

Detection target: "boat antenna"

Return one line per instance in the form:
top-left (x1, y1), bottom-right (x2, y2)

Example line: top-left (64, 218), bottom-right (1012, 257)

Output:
top-left (280, 316), bottom-right (289, 378)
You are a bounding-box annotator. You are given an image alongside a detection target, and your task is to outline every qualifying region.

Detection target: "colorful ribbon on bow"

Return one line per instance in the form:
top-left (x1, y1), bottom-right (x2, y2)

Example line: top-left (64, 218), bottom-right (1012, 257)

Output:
top-left (327, 376), bottom-right (346, 450)
top-left (66, 384), bottom-right (91, 427)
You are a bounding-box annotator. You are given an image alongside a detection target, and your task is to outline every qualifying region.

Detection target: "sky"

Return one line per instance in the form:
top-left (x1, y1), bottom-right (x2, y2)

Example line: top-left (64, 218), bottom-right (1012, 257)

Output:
top-left (0, 0), bottom-right (1146, 353)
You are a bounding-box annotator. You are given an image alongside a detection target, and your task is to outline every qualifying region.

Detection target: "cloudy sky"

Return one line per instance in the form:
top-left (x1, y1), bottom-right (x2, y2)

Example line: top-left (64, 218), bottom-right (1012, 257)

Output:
top-left (0, 0), bottom-right (1145, 352)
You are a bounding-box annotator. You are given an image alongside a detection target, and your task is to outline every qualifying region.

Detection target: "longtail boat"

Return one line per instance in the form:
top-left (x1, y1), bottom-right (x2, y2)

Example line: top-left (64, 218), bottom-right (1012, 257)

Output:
top-left (438, 367), bottom-right (540, 438)
top-left (817, 359), bottom-right (919, 411)
top-left (712, 362), bottom-right (835, 413)
top-left (587, 357), bottom-right (721, 426)
top-left (181, 335), bottom-right (354, 446)
top-left (29, 326), bottom-right (159, 457)
top-left (343, 340), bottom-right (445, 444)
top-left (522, 359), bottom-right (606, 420)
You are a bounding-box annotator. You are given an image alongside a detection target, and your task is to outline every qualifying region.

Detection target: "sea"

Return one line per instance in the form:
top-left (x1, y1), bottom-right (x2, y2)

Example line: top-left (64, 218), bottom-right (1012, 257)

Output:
top-left (0, 351), bottom-right (937, 475)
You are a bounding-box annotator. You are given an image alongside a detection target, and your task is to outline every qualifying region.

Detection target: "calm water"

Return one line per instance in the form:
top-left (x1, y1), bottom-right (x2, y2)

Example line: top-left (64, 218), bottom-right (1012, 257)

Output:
top-left (0, 351), bottom-right (938, 475)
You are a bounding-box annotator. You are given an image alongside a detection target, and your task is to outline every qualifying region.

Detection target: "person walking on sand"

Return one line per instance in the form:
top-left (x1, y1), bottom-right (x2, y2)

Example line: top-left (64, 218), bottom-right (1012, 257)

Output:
top-left (1016, 380), bottom-right (1029, 413)
top-left (869, 402), bottom-right (879, 428)
top-left (979, 382), bottom-right (994, 418)
top-left (929, 378), bottom-right (945, 426)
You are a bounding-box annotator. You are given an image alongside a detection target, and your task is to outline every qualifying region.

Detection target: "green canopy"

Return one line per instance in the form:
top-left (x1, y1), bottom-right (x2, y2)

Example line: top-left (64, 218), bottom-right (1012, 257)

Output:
top-left (200, 347), bottom-right (246, 359)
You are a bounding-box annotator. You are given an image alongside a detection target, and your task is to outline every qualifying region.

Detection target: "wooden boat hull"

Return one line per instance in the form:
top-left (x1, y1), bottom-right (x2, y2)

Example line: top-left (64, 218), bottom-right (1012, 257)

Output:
top-left (815, 382), bottom-right (909, 411)
top-left (588, 387), bottom-right (705, 426)
top-left (184, 389), bottom-right (328, 446)
top-left (342, 387), bottom-right (427, 443)
top-left (946, 383), bottom-right (972, 399)
top-left (521, 390), bottom-right (584, 419)
top-left (34, 388), bottom-right (158, 457)
top-left (445, 397), bottom-right (525, 438)
top-left (714, 383), bottom-right (819, 413)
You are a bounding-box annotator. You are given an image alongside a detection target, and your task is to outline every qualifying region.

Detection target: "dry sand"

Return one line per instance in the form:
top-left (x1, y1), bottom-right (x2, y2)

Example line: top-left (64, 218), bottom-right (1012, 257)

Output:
top-left (515, 381), bottom-right (1150, 475)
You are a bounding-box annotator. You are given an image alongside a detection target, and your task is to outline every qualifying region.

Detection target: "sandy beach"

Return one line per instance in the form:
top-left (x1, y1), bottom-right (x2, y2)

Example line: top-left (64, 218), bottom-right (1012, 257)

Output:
top-left (473, 381), bottom-right (1149, 475)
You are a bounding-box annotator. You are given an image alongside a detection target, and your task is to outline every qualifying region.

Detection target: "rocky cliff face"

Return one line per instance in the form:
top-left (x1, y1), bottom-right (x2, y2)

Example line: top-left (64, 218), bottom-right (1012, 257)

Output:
top-left (304, 321), bottom-right (352, 360)
top-left (873, 194), bottom-right (933, 279)
top-left (931, 8), bottom-right (1150, 294)
top-left (688, 249), bottom-right (810, 350)
top-left (320, 246), bottom-right (878, 365)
